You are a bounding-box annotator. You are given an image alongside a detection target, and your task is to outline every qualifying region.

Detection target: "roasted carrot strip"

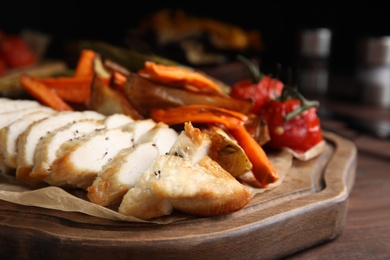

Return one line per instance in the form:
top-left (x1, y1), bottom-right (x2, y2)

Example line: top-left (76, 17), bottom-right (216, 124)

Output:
top-left (150, 105), bottom-right (279, 187)
top-left (139, 61), bottom-right (224, 94)
top-left (19, 74), bottom-right (73, 111)
top-left (229, 124), bottom-right (279, 187)
top-left (151, 104), bottom-right (247, 128)
top-left (109, 70), bottom-right (127, 93)
top-left (33, 76), bottom-right (93, 104)
top-left (74, 49), bottom-right (96, 77)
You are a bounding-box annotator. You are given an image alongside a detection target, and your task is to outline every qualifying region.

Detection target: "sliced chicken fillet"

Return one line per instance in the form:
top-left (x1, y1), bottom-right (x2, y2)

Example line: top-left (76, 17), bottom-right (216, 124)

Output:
top-left (0, 109), bottom-right (56, 168)
top-left (15, 110), bottom-right (105, 185)
top-left (121, 119), bottom-right (157, 141)
top-left (118, 122), bottom-right (251, 220)
top-left (30, 119), bottom-right (106, 182)
top-left (167, 121), bottom-right (212, 164)
top-left (118, 154), bottom-right (251, 220)
top-left (88, 122), bottom-right (178, 206)
top-left (103, 113), bottom-right (134, 129)
top-left (0, 106), bottom-right (54, 128)
top-left (47, 119), bottom-right (157, 189)
top-left (0, 99), bottom-right (42, 113)
top-left (30, 113), bottom-right (137, 182)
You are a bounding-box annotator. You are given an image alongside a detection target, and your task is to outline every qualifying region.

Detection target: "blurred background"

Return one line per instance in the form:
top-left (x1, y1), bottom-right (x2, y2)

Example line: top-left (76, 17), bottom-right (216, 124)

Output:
top-left (1, 1), bottom-right (390, 102)
top-left (1, 2), bottom-right (388, 68)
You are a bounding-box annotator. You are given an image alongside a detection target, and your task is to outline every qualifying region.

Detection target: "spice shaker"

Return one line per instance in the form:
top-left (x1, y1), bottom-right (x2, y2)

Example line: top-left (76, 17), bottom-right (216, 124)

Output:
top-left (356, 36), bottom-right (390, 108)
top-left (296, 28), bottom-right (332, 99)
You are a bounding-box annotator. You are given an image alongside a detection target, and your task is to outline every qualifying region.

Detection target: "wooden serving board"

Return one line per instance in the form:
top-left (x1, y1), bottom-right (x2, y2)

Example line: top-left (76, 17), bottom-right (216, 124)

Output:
top-left (0, 132), bottom-right (357, 260)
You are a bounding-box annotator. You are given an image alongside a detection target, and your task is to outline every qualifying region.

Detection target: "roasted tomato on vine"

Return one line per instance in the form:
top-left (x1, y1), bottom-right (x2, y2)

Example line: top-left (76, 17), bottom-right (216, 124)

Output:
top-left (0, 34), bottom-right (36, 68)
top-left (257, 85), bottom-right (324, 154)
top-left (230, 55), bottom-right (283, 114)
top-left (0, 58), bottom-right (5, 76)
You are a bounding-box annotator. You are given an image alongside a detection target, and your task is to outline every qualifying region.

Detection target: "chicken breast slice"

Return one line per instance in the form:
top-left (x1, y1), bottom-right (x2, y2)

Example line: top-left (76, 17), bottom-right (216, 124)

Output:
top-left (103, 113), bottom-right (134, 129)
top-left (118, 122), bottom-right (252, 220)
top-left (30, 119), bottom-right (106, 182)
top-left (118, 154), bottom-right (251, 220)
top-left (87, 122), bottom-right (178, 206)
top-left (167, 121), bottom-right (212, 164)
top-left (15, 110), bottom-right (105, 185)
top-left (30, 113), bottom-right (137, 182)
top-left (0, 99), bottom-right (42, 113)
top-left (120, 119), bottom-right (157, 141)
top-left (0, 105), bottom-right (54, 128)
top-left (0, 108), bottom-right (56, 168)
top-left (46, 119), bottom-right (157, 189)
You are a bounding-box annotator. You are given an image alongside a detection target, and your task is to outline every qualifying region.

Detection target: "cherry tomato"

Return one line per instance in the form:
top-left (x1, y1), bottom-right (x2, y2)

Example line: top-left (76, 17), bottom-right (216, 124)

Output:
top-left (230, 75), bottom-right (283, 114)
top-left (0, 36), bottom-right (36, 68)
top-left (257, 98), bottom-right (323, 153)
top-left (0, 58), bottom-right (6, 76)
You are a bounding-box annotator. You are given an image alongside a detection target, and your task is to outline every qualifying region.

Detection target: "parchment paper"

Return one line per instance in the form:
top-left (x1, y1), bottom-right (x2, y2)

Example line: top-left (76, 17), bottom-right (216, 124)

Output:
top-left (0, 150), bottom-right (293, 224)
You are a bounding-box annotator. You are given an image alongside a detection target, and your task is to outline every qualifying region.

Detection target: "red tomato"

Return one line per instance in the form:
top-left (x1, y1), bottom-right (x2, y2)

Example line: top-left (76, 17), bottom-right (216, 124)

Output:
top-left (0, 36), bottom-right (36, 68)
top-left (230, 75), bottom-right (283, 114)
top-left (0, 58), bottom-right (6, 76)
top-left (257, 98), bottom-right (323, 153)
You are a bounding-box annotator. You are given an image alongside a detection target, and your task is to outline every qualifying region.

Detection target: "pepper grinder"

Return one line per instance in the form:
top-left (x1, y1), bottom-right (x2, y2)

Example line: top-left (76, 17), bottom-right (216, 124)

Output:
top-left (356, 36), bottom-right (390, 108)
top-left (296, 28), bottom-right (332, 99)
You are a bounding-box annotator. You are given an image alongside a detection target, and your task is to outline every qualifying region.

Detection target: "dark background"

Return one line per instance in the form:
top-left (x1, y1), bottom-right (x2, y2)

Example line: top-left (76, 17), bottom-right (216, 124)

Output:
top-left (1, 1), bottom-right (389, 76)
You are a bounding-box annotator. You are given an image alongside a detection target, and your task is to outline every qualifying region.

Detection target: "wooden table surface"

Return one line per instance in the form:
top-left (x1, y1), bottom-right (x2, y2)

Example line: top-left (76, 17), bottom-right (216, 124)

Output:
top-left (285, 100), bottom-right (390, 260)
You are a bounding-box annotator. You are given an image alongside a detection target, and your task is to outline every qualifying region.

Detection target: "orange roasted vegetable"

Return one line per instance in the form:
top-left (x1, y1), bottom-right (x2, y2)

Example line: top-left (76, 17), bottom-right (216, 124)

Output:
top-left (228, 124), bottom-right (278, 187)
top-left (139, 61), bottom-right (225, 95)
top-left (29, 50), bottom-right (112, 105)
top-left (74, 49), bottom-right (96, 77)
top-left (19, 74), bottom-right (73, 111)
top-left (32, 76), bottom-right (95, 104)
top-left (109, 70), bottom-right (127, 93)
top-left (89, 74), bottom-right (143, 119)
top-left (151, 104), bottom-right (247, 127)
top-left (123, 72), bottom-right (253, 118)
top-left (150, 104), bottom-right (279, 187)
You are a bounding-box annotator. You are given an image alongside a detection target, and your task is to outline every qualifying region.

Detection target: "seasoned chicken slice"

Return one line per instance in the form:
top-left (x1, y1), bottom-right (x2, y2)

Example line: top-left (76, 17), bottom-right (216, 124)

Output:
top-left (30, 119), bottom-right (105, 182)
top-left (0, 106), bottom-right (54, 128)
top-left (167, 121), bottom-right (212, 164)
top-left (87, 122), bottom-right (178, 206)
top-left (118, 154), bottom-right (252, 220)
top-left (0, 109), bottom-right (56, 168)
top-left (118, 122), bottom-right (251, 220)
top-left (103, 113), bottom-right (134, 129)
top-left (46, 119), bottom-right (157, 189)
top-left (30, 113), bottom-right (137, 183)
top-left (166, 156), bottom-right (252, 217)
top-left (15, 110), bottom-right (105, 186)
top-left (0, 99), bottom-right (42, 113)
top-left (120, 119), bottom-right (157, 141)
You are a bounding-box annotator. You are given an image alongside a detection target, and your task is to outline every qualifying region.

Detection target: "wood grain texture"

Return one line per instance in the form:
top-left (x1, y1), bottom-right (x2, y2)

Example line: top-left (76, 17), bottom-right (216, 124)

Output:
top-left (0, 132), bottom-right (357, 260)
top-left (285, 118), bottom-right (390, 260)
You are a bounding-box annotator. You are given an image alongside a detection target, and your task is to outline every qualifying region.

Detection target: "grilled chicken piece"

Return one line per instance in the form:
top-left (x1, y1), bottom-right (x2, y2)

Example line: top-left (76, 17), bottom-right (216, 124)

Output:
top-left (102, 113), bottom-right (134, 128)
top-left (30, 113), bottom-right (137, 184)
top-left (0, 109), bottom-right (56, 168)
top-left (167, 122), bottom-right (212, 164)
top-left (120, 119), bottom-right (157, 141)
top-left (87, 122), bottom-right (178, 206)
top-left (0, 106), bottom-right (55, 129)
top-left (0, 99), bottom-right (53, 174)
top-left (30, 119), bottom-right (105, 182)
top-left (118, 122), bottom-right (252, 220)
top-left (0, 98), bottom-right (42, 113)
top-left (15, 110), bottom-right (105, 186)
top-left (46, 119), bottom-right (157, 189)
